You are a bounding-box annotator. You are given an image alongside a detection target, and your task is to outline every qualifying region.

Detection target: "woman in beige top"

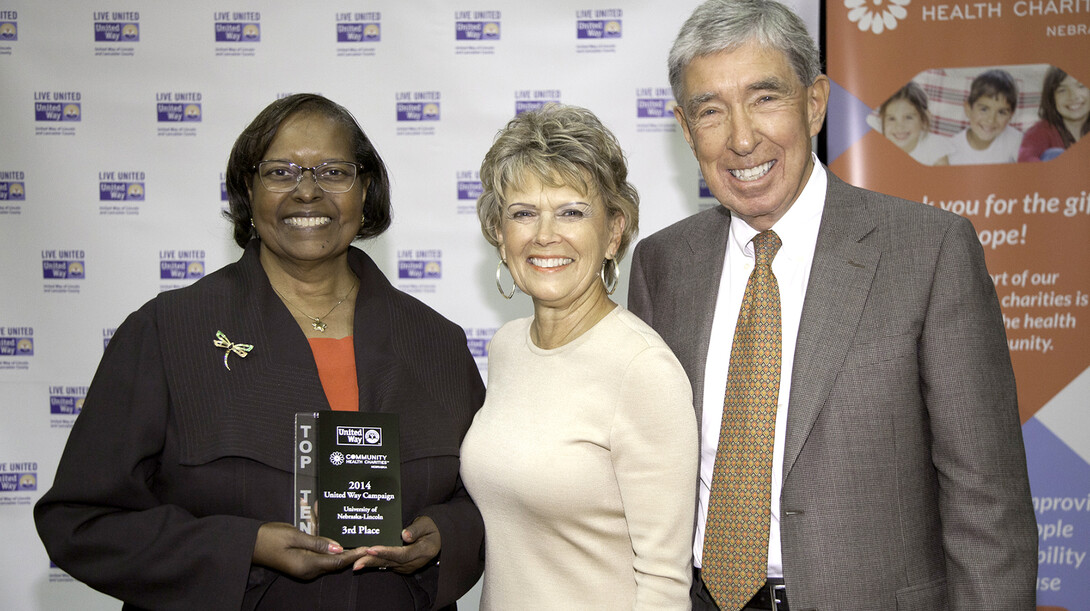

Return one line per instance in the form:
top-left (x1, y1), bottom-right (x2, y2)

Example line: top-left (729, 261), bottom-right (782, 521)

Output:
top-left (460, 104), bottom-right (698, 610)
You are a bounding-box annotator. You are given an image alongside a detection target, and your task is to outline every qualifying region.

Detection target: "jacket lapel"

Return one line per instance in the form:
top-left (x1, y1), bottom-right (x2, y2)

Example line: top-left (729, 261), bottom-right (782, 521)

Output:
top-left (782, 173), bottom-right (880, 482)
top-left (680, 206), bottom-right (732, 425)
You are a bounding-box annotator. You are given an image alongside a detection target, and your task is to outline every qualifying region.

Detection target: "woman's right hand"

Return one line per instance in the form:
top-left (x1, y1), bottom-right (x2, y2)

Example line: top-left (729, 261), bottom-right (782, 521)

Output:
top-left (252, 522), bottom-right (368, 580)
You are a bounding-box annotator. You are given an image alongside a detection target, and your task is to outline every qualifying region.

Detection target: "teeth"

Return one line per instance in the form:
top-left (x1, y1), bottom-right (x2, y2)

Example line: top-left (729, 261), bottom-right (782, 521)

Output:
top-left (729, 161), bottom-right (774, 182)
top-left (285, 217), bottom-right (331, 228)
top-left (529, 257), bottom-right (573, 268)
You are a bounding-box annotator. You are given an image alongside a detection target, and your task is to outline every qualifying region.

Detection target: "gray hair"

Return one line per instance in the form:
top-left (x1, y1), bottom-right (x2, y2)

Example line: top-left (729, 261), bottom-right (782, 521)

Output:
top-left (477, 104), bottom-right (639, 282)
top-left (668, 0), bottom-right (821, 106)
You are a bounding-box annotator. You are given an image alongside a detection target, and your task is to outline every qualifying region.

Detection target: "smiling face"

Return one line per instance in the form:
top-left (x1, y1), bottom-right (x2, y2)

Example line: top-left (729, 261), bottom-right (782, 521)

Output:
top-left (964, 94), bottom-right (1013, 150)
top-left (882, 98), bottom-right (925, 153)
top-left (249, 112), bottom-right (365, 269)
top-left (496, 176), bottom-right (623, 311)
top-left (674, 42), bottom-right (828, 231)
top-left (1055, 75), bottom-right (1090, 127)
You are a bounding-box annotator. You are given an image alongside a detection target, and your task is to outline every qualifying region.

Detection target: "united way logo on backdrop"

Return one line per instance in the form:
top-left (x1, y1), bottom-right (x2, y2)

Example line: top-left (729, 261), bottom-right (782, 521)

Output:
top-left (397, 250), bottom-right (442, 294)
top-left (215, 11), bottom-right (261, 42)
top-left (99, 171), bottom-right (146, 201)
top-left (455, 10), bottom-right (501, 40)
top-left (0, 171), bottom-right (26, 204)
top-left (42, 249), bottom-right (86, 280)
top-left (636, 87), bottom-right (676, 119)
top-left (464, 327), bottom-right (496, 364)
top-left (157, 92), bottom-right (203, 122)
top-left (515, 89), bottom-right (561, 115)
top-left (336, 11), bottom-right (381, 42)
top-left (398, 250), bottom-right (443, 280)
top-left (49, 385), bottom-right (87, 416)
top-left (0, 11), bottom-right (17, 41)
top-left (0, 462), bottom-right (38, 492)
top-left (34, 92), bottom-right (82, 121)
top-left (396, 91), bottom-right (441, 121)
top-left (160, 249), bottom-right (206, 281)
top-left (698, 172), bottom-right (713, 199)
top-left (396, 92), bottom-right (441, 136)
top-left (456, 170), bottom-right (481, 214)
top-left (576, 8), bottom-right (622, 38)
top-left (636, 86), bottom-right (678, 133)
top-left (0, 327), bottom-right (34, 357)
top-left (94, 11), bottom-right (140, 42)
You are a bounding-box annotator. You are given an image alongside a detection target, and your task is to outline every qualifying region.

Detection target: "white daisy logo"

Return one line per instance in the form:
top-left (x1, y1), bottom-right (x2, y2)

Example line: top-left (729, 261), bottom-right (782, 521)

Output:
top-left (329, 452), bottom-right (345, 466)
top-left (846, 0), bottom-right (910, 34)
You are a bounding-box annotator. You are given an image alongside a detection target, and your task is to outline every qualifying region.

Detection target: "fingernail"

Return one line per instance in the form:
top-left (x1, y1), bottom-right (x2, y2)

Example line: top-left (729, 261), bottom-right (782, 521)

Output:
top-left (328, 543), bottom-right (343, 554)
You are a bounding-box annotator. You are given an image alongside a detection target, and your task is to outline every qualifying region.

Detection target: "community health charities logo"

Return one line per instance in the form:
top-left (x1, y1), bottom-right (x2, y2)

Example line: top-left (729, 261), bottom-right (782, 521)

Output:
top-left (397, 249), bottom-right (442, 280)
top-left (160, 249), bottom-right (206, 280)
top-left (42, 249), bottom-right (86, 280)
top-left (455, 10), bottom-right (501, 40)
top-left (845, 0), bottom-right (909, 34)
top-left (0, 327), bottom-right (34, 357)
top-left (49, 385), bottom-right (87, 416)
top-left (0, 171), bottom-right (26, 200)
top-left (396, 91), bottom-right (441, 121)
top-left (336, 11), bottom-right (381, 42)
top-left (576, 8), bottom-right (622, 38)
top-left (0, 11), bottom-right (17, 41)
top-left (515, 89), bottom-right (561, 115)
top-left (215, 11), bottom-right (260, 42)
top-left (93, 11), bottom-right (140, 41)
top-left (99, 170), bottom-right (146, 201)
top-left (34, 91), bottom-right (81, 121)
top-left (156, 92), bottom-right (202, 122)
top-left (0, 462), bottom-right (38, 492)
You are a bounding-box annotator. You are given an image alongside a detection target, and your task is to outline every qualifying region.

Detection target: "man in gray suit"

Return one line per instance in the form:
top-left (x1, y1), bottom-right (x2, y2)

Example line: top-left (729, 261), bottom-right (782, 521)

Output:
top-left (628, 1), bottom-right (1038, 609)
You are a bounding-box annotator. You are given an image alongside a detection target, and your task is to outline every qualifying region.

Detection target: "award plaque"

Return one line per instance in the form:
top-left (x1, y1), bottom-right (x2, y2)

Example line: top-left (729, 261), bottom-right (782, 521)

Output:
top-left (294, 411), bottom-right (403, 548)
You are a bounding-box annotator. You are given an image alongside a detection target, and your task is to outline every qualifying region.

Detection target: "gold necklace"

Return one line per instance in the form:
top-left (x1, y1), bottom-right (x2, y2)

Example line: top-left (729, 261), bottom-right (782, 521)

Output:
top-left (272, 279), bottom-right (358, 333)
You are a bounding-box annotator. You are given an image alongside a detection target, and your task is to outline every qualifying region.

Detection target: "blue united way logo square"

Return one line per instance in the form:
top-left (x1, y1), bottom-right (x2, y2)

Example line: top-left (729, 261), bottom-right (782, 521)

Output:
top-left (0, 181), bottom-right (25, 200)
top-left (1, 21), bottom-right (17, 40)
top-left (398, 260), bottom-right (442, 279)
top-left (0, 337), bottom-right (33, 356)
top-left (457, 180), bottom-right (482, 200)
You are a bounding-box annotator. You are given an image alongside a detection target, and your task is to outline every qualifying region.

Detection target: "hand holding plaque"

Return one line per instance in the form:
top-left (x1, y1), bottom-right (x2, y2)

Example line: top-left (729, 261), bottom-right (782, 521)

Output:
top-left (295, 412), bottom-right (403, 548)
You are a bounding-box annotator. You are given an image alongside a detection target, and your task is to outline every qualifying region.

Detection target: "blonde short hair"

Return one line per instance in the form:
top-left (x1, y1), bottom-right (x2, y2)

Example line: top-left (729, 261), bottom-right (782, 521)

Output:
top-left (477, 104), bottom-right (638, 280)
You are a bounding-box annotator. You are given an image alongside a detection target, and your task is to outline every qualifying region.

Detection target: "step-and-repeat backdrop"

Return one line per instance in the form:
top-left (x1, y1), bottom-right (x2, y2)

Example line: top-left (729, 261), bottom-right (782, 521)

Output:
top-left (5, 1), bottom-right (1084, 609)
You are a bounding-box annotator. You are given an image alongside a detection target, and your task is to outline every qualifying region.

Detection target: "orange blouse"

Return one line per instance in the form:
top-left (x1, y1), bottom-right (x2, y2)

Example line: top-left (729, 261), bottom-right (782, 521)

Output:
top-left (307, 336), bottom-right (359, 412)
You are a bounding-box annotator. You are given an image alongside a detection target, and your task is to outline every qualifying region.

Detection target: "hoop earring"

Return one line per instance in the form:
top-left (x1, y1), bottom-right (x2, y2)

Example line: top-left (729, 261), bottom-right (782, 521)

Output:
top-left (496, 259), bottom-right (516, 300)
top-left (601, 259), bottom-right (619, 296)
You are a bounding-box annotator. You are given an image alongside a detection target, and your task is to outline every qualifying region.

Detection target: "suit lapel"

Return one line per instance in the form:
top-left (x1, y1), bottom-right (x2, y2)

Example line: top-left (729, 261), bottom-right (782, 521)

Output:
top-left (681, 207), bottom-right (732, 425)
top-left (782, 173), bottom-right (880, 481)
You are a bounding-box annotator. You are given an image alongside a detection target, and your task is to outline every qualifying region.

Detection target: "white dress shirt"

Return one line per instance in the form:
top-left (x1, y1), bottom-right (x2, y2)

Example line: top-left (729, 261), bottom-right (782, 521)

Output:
top-left (694, 156), bottom-right (826, 578)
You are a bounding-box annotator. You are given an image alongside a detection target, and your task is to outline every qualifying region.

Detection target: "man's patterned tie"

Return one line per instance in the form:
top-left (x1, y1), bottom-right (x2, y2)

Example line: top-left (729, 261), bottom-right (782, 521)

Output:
top-left (703, 229), bottom-right (782, 610)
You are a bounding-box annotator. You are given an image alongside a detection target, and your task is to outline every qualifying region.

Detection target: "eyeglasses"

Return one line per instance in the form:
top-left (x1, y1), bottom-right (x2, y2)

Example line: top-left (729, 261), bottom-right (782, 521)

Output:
top-left (254, 160), bottom-right (363, 193)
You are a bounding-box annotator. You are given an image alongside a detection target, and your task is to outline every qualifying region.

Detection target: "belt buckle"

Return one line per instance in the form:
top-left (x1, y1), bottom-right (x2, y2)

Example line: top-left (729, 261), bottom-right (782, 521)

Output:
top-left (769, 582), bottom-right (787, 611)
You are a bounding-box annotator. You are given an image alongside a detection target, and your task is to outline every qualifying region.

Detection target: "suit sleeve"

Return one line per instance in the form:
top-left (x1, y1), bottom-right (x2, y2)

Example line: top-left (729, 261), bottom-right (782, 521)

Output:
top-left (628, 240), bottom-right (655, 327)
top-left (612, 346), bottom-right (698, 610)
top-left (33, 305), bottom-right (262, 611)
top-left (919, 216), bottom-right (1037, 609)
